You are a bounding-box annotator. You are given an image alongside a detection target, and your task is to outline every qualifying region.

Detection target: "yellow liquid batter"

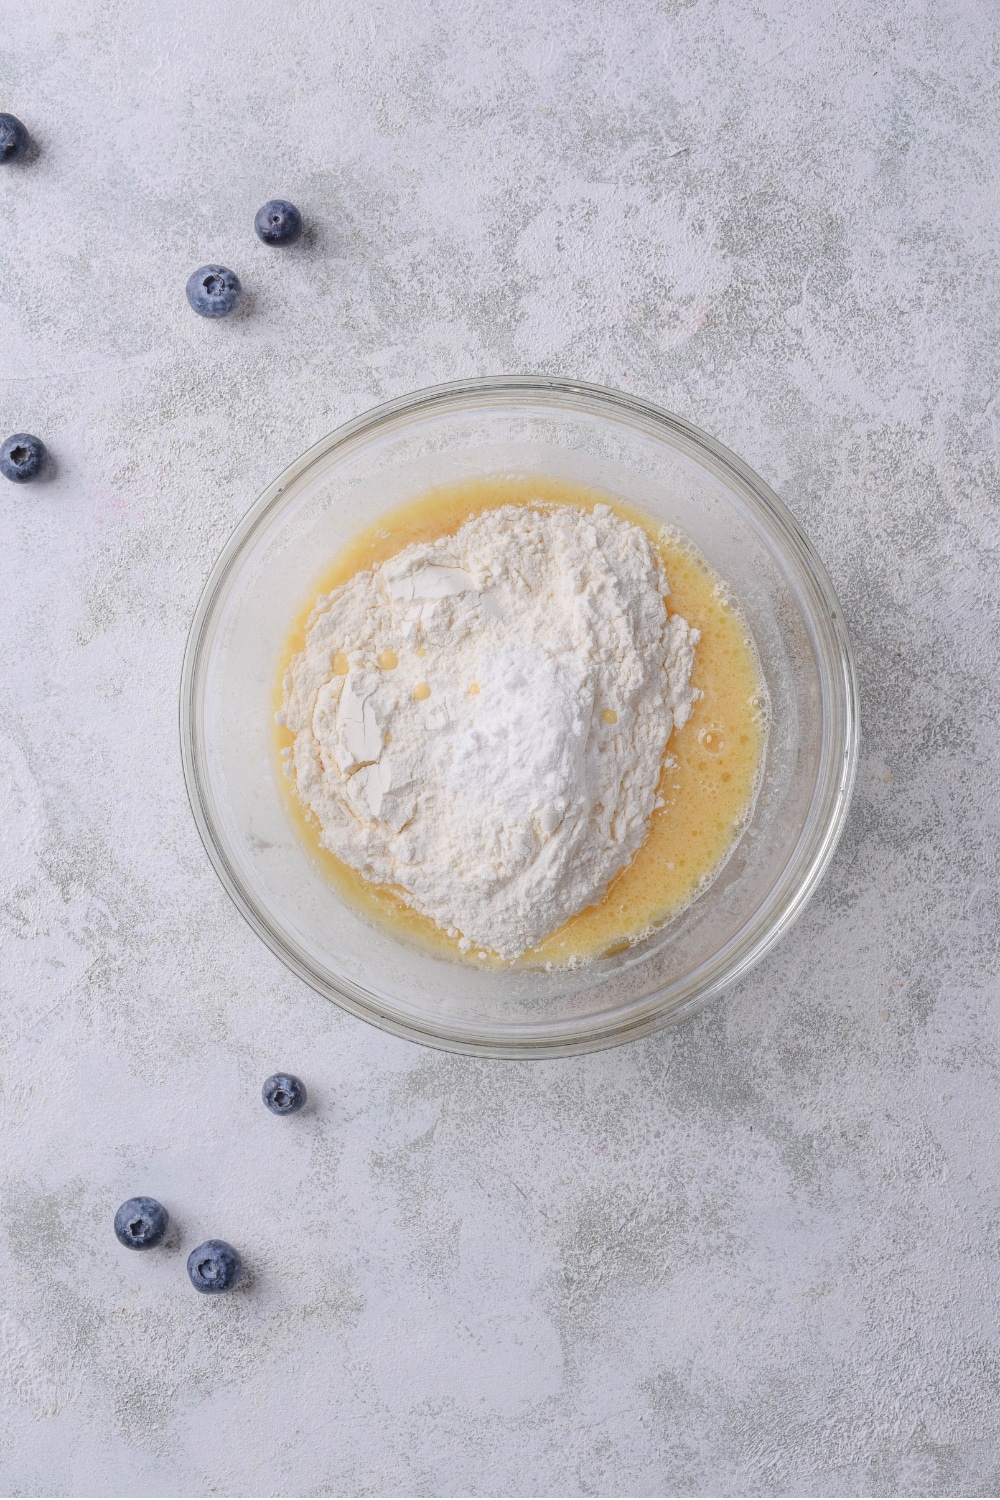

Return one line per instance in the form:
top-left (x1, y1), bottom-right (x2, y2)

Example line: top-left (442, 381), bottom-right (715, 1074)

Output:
top-left (274, 475), bottom-right (766, 966)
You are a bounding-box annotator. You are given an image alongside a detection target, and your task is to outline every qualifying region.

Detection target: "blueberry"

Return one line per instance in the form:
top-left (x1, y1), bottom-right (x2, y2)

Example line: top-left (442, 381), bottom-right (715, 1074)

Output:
top-left (114, 1197), bottom-right (169, 1250)
top-left (185, 264), bottom-right (242, 318)
top-left (1, 433), bottom-right (45, 483)
top-left (0, 114), bottom-right (29, 164)
top-left (187, 1239), bottom-right (242, 1293)
top-left (262, 1072), bottom-right (307, 1115)
top-left (254, 199), bottom-right (302, 245)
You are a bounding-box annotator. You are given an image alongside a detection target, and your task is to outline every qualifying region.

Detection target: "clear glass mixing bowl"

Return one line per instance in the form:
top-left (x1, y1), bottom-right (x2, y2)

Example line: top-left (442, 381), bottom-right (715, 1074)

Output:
top-left (180, 377), bottom-right (858, 1057)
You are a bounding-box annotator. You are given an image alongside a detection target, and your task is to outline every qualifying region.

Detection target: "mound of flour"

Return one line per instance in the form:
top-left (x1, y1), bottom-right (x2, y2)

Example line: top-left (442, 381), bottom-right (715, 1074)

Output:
top-left (280, 503), bottom-right (699, 959)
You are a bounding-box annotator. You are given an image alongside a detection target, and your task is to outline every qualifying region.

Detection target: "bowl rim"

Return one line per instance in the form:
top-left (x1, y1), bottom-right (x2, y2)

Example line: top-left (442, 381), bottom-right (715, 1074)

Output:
top-left (179, 374), bottom-right (859, 1058)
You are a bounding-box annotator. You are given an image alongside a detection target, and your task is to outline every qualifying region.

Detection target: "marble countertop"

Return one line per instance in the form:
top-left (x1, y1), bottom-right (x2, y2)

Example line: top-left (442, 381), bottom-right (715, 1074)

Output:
top-left (2, 0), bottom-right (997, 1493)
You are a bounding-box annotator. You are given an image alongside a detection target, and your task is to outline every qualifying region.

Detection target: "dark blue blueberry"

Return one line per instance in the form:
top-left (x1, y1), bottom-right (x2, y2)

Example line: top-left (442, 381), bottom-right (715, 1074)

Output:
top-left (262, 1073), bottom-right (307, 1115)
top-left (0, 114), bottom-right (29, 164)
top-left (187, 1239), bottom-right (242, 1293)
top-left (1, 433), bottom-right (46, 483)
top-left (254, 199), bottom-right (302, 245)
top-left (114, 1197), bottom-right (169, 1250)
top-left (185, 264), bottom-right (242, 318)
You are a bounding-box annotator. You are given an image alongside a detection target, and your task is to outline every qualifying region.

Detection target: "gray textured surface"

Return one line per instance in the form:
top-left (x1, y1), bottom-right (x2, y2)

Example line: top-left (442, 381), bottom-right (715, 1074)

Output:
top-left (1, 0), bottom-right (998, 1494)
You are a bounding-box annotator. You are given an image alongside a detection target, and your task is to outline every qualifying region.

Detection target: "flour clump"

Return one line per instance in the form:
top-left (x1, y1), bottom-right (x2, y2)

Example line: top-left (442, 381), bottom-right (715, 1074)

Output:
top-left (280, 503), bottom-right (699, 959)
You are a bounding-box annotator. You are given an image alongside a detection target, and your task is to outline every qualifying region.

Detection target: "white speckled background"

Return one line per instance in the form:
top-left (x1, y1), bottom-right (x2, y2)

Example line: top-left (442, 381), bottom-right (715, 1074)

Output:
top-left (2, 0), bottom-right (998, 1494)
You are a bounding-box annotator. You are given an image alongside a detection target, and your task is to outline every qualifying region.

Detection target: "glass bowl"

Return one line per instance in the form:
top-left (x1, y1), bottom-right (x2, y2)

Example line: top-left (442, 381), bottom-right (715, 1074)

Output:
top-left (180, 376), bottom-right (858, 1058)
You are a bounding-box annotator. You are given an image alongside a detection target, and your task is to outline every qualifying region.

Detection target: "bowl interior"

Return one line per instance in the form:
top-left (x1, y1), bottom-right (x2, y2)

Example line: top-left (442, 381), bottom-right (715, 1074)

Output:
top-left (182, 379), bottom-right (856, 1056)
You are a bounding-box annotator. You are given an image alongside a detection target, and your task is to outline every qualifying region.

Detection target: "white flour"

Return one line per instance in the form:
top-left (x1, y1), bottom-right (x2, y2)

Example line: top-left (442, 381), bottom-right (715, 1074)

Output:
top-left (280, 503), bottom-right (699, 958)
